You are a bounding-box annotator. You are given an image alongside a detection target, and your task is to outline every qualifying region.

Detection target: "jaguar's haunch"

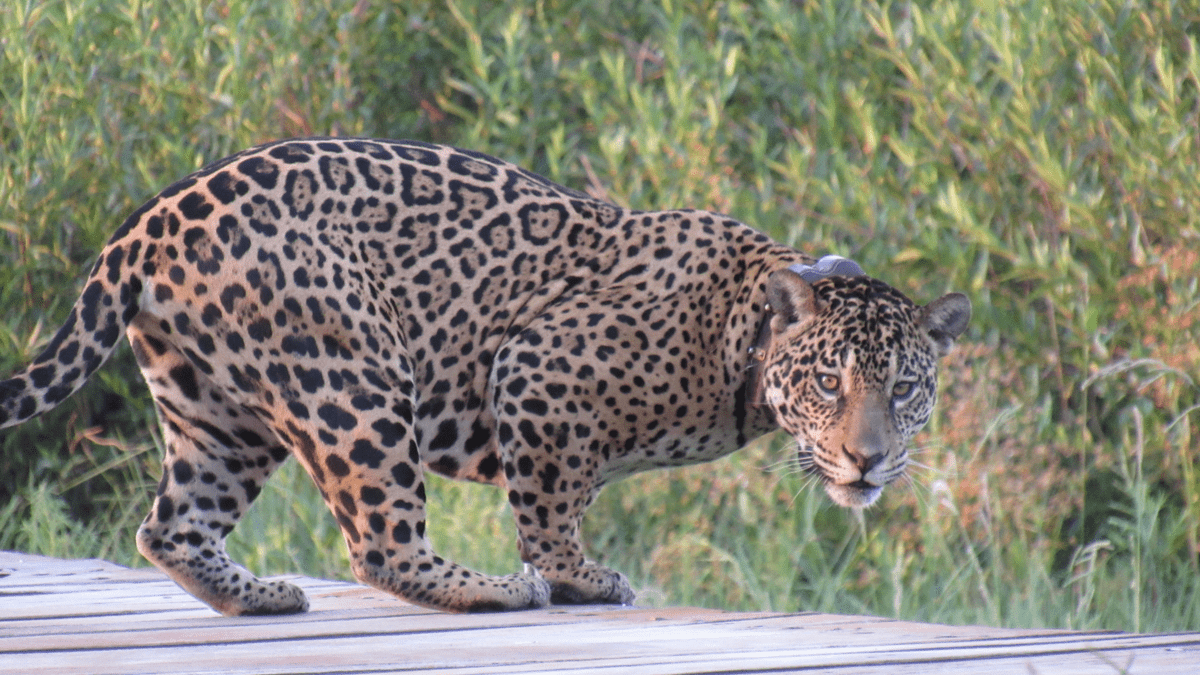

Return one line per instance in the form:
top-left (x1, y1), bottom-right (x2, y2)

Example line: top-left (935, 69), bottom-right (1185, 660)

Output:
top-left (0, 138), bottom-right (969, 614)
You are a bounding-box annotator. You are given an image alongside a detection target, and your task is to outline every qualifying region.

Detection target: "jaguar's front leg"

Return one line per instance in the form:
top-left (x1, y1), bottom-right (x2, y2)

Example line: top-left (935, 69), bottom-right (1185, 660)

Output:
top-left (278, 353), bottom-right (550, 613)
top-left (503, 446), bottom-right (635, 605)
top-left (492, 331), bottom-right (636, 606)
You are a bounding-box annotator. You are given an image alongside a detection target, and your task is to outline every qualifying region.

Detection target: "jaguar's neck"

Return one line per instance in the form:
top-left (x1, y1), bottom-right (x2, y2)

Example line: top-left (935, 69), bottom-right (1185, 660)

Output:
top-left (727, 251), bottom-right (807, 446)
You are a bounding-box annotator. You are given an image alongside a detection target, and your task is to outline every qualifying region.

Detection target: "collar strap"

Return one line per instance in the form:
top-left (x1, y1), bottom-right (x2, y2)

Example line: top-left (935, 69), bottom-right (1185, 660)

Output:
top-left (744, 301), bottom-right (775, 410)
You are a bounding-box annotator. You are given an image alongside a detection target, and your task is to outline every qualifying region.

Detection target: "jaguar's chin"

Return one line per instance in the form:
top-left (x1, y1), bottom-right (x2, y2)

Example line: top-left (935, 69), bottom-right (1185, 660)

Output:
top-left (823, 482), bottom-right (884, 508)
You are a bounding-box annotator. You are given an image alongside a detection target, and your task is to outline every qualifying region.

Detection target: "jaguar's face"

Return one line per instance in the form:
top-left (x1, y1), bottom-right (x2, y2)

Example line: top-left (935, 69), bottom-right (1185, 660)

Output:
top-left (761, 271), bottom-right (970, 508)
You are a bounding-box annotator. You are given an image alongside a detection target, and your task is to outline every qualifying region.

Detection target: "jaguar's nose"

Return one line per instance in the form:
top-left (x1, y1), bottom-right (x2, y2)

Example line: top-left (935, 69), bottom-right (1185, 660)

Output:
top-left (842, 446), bottom-right (884, 476)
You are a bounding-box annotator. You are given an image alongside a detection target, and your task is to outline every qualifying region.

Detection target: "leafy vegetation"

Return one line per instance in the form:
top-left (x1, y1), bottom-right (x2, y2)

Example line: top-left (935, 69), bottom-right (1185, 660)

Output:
top-left (2, 0), bottom-right (1197, 632)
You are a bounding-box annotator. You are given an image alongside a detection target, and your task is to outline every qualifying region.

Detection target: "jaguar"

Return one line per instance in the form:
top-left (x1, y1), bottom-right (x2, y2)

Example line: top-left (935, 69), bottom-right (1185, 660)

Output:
top-left (0, 137), bottom-right (969, 614)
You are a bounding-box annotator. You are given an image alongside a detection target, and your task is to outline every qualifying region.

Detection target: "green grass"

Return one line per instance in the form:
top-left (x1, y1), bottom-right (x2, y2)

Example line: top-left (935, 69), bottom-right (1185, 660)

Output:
top-left (2, 0), bottom-right (1198, 632)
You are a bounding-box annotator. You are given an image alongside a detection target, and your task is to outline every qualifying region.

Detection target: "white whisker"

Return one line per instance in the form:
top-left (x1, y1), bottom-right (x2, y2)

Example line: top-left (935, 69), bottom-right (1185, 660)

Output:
top-left (786, 473), bottom-right (824, 509)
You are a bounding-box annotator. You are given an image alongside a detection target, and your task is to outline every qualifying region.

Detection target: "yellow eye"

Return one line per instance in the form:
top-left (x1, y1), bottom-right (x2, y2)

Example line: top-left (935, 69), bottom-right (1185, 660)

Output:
top-left (816, 373), bottom-right (840, 394)
top-left (892, 381), bottom-right (914, 399)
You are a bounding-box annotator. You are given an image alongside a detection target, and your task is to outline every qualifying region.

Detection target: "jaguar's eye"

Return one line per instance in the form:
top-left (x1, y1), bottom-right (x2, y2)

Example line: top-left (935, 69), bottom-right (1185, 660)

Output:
top-left (816, 373), bottom-right (840, 395)
top-left (892, 381), bottom-right (915, 400)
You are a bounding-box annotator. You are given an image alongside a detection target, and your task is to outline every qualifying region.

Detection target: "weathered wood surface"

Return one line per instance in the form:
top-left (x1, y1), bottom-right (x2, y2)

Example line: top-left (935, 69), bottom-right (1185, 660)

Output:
top-left (1, 551), bottom-right (1196, 674)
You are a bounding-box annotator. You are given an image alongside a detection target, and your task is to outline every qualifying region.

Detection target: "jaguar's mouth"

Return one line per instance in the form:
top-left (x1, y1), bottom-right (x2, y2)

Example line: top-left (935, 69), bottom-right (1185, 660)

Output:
top-left (795, 445), bottom-right (887, 508)
top-left (823, 481), bottom-right (884, 508)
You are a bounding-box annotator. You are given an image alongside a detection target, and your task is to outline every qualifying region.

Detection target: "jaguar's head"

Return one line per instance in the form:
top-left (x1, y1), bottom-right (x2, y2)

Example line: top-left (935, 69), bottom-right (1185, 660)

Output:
top-left (756, 262), bottom-right (970, 508)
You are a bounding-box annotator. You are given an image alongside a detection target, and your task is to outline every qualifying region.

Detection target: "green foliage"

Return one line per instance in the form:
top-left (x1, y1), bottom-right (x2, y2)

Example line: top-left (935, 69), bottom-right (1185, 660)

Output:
top-left (1, 0), bottom-right (1197, 632)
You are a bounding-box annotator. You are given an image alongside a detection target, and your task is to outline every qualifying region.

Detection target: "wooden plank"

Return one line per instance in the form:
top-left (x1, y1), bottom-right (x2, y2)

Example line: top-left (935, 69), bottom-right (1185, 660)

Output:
top-left (1, 551), bottom-right (1197, 674)
top-left (4, 621), bottom-right (1197, 675)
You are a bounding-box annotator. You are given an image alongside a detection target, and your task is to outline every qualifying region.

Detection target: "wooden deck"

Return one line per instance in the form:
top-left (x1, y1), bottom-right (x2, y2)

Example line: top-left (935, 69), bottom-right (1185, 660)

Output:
top-left (1, 551), bottom-right (1197, 674)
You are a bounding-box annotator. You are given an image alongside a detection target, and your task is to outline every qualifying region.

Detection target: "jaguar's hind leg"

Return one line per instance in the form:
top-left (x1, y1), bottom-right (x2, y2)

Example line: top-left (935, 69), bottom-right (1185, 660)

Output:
top-left (131, 329), bottom-right (306, 616)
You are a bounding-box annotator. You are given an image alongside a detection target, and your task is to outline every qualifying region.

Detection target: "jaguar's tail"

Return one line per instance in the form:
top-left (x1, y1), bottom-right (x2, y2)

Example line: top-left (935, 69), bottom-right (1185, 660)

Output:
top-left (0, 246), bottom-right (143, 428)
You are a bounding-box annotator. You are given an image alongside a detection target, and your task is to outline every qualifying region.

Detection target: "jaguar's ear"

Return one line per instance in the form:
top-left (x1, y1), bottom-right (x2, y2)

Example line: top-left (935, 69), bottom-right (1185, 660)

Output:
top-left (919, 292), bottom-right (971, 357)
top-left (766, 269), bottom-right (822, 334)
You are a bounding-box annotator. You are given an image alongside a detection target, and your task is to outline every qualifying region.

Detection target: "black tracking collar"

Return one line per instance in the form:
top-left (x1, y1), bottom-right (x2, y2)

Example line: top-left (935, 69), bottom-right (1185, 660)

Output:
top-left (744, 303), bottom-right (774, 411)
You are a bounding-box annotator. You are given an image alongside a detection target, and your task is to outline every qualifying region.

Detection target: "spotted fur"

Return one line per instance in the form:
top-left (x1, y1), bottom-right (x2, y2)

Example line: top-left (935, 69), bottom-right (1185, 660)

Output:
top-left (0, 138), bottom-right (969, 614)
